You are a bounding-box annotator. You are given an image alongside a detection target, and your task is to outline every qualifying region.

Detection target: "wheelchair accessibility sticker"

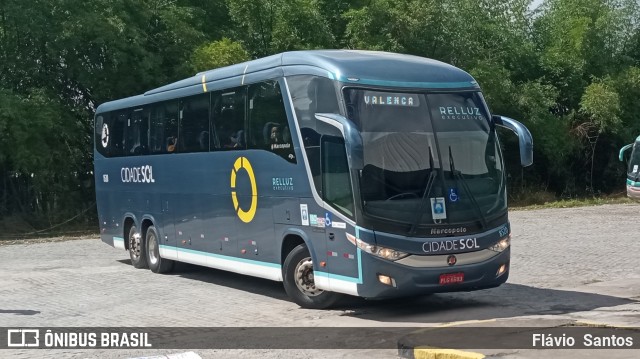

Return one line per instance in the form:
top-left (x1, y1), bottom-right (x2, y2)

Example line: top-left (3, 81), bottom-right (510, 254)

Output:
top-left (449, 188), bottom-right (459, 202)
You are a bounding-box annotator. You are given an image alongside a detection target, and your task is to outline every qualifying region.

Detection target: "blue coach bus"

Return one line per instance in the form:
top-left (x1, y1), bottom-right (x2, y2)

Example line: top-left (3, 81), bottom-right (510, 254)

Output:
top-left (619, 135), bottom-right (640, 200)
top-left (94, 50), bottom-right (533, 309)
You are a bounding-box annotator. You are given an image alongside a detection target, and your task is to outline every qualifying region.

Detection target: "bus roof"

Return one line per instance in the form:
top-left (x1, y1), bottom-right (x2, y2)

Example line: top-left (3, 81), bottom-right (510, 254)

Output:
top-left (96, 50), bottom-right (479, 113)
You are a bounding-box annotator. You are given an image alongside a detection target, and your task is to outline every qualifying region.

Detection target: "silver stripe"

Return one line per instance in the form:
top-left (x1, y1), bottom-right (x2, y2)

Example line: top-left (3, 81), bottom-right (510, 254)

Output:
top-left (316, 115), bottom-right (345, 137)
top-left (241, 65), bottom-right (249, 85)
top-left (396, 249), bottom-right (501, 268)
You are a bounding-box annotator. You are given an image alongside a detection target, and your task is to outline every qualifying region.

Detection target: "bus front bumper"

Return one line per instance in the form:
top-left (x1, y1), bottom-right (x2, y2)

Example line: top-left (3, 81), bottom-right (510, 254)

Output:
top-left (627, 185), bottom-right (640, 201)
top-left (356, 248), bottom-right (510, 299)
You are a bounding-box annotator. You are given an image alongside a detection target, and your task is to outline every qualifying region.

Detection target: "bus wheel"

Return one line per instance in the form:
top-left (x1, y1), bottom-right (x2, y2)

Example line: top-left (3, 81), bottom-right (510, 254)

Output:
top-left (146, 225), bottom-right (174, 274)
top-left (283, 244), bottom-right (341, 309)
top-left (128, 225), bottom-right (147, 269)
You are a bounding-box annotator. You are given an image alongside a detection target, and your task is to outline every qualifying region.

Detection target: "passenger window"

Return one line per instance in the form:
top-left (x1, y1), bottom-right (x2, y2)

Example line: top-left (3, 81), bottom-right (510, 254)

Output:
top-left (248, 80), bottom-right (295, 163)
top-left (125, 109), bottom-right (149, 156)
top-left (212, 88), bottom-right (246, 150)
top-left (322, 135), bottom-right (354, 218)
top-left (288, 75), bottom-right (341, 193)
top-left (179, 94), bottom-right (210, 153)
top-left (150, 101), bottom-right (179, 154)
top-left (109, 112), bottom-right (127, 157)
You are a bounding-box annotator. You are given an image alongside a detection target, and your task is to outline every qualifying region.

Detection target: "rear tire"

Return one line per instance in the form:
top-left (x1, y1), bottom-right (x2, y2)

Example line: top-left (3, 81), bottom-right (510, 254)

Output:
top-left (128, 225), bottom-right (147, 269)
top-left (282, 244), bottom-right (341, 309)
top-left (146, 225), bottom-right (174, 274)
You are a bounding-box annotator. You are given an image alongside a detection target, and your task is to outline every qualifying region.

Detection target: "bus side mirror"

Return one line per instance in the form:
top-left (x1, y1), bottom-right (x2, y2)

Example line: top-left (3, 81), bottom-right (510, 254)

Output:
top-left (619, 143), bottom-right (633, 162)
top-left (493, 115), bottom-right (533, 167)
top-left (314, 113), bottom-right (364, 169)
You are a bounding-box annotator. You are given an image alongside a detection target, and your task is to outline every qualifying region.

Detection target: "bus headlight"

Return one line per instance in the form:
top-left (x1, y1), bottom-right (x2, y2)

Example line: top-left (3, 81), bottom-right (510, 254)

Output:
top-left (489, 236), bottom-right (511, 253)
top-left (355, 238), bottom-right (408, 261)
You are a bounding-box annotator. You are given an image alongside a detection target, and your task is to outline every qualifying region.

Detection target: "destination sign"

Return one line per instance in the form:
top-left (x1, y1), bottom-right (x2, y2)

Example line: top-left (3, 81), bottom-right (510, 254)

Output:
top-left (363, 91), bottom-right (420, 107)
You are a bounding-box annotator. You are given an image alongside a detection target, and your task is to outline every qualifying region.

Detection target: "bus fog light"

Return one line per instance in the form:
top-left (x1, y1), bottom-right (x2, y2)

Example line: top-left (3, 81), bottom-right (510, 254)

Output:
top-left (496, 264), bottom-right (507, 277)
top-left (378, 274), bottom-right (396, 287)
top-left (489, 236), bottom-right (510, 253)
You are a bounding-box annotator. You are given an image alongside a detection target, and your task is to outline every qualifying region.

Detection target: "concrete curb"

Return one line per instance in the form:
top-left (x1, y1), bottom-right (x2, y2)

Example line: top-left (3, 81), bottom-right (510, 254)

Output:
top-left (397, 320), bottom-right (497, 359)
top-left (397, 345), bottom-right (486, 359)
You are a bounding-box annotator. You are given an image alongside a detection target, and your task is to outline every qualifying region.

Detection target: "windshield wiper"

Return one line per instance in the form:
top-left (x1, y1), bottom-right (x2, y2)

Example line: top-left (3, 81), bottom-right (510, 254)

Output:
top-left (408, 147), bottom-right (437, 235)
top-left (449, 146), bottom-right (487, 229)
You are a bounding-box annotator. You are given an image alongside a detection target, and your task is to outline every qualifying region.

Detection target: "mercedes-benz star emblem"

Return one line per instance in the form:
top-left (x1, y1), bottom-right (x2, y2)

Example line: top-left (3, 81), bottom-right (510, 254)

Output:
top-left (447, 255), bottom-right (457, 266)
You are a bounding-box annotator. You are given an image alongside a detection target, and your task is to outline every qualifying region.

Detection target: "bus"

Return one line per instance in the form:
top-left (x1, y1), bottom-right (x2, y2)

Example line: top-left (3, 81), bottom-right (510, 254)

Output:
top-left (94, 50), bottom-right (533, 309)
top-left (619, 135), bottom-right (640, 200)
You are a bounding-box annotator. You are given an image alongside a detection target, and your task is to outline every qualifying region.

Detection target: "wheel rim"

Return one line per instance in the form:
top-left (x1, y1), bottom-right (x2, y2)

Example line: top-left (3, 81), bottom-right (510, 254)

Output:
top-left (129, 232), bottom-right (141, 260)
top-left (147, 232), bottom-right (158, 265)
top-left (294, 257), bottom-right (323, 297)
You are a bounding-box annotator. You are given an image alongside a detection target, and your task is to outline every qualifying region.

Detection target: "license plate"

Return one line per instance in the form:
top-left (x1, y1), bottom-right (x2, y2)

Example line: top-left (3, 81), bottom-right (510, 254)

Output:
top-left (439, 272), bottom-right (464, 285)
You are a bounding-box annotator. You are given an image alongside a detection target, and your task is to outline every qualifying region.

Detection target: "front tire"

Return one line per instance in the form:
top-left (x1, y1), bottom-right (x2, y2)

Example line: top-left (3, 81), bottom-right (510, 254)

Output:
top-left (282, 244), bottom-right (341, 309)
top-left (128, 225), bottom-right (147, 269)
top-left (146, 225), bottom-right (174, 274)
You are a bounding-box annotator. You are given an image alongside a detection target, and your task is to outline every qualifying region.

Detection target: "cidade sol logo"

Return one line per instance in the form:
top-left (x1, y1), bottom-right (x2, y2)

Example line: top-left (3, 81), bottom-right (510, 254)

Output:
top-left (121, 165), bottom-right (155, 184)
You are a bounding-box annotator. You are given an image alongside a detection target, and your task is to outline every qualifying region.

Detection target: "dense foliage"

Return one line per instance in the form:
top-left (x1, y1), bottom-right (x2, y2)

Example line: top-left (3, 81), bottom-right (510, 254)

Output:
top-left (1, 0), bottom-right (639, 228)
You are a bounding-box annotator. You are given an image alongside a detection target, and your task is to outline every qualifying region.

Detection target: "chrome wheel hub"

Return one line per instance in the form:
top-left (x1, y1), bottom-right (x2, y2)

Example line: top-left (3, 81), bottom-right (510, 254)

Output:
top-left (294, 258), bottom-right (323, 297)
top-left (148, 234), bottom-right (158, 265)
top-left (129, 232), bottom-right (141, 259)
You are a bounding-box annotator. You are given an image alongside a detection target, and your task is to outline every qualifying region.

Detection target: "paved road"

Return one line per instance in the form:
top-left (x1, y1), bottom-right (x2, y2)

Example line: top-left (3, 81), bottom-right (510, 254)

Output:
top-left (1, 203), bottom-right (639, 358)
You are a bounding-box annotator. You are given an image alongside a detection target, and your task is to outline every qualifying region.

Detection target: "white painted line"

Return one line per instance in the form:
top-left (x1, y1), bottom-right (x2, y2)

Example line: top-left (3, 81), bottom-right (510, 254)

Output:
top-left (128, 351), bottom-right (202, 359)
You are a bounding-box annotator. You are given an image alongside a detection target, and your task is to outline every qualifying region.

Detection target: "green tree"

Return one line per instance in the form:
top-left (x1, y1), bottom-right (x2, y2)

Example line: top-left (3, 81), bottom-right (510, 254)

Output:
top-left (577, 80), bottom-right (621, 192)
top-left (191, 38), bottom-right (250, 72)
top-left (227, 0), bottom-right (335, 57)
top-left (0, 0), bottom-right (210, 226)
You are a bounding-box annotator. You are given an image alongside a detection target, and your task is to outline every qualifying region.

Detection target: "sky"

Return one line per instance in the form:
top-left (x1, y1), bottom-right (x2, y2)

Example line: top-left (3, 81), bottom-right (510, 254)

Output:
top-left (531, 0), bottom-right (544, 9)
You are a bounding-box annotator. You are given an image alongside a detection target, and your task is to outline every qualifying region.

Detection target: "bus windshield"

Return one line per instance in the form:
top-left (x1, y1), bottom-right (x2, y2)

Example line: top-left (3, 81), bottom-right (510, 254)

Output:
top-left (628, 141), bottom-right (640, 178)
top-left (344, 89), bottom-right (505, 232)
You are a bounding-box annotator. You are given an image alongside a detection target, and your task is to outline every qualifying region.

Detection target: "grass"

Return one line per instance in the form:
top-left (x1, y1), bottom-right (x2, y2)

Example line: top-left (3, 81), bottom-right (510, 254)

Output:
top-left (0, 233), bottom-right (99, 246)
top-left (0, 214), bottom-right (98, 241)
top-left (510, 195), bottom-right (636, 210)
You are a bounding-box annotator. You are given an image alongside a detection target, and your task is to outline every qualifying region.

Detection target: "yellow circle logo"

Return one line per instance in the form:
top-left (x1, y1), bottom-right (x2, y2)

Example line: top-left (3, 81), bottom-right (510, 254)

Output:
top-left (230, 157), bottom-right (257, 223)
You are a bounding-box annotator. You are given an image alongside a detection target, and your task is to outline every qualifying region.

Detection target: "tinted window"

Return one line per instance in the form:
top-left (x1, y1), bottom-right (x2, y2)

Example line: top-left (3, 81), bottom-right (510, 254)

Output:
top-left (212, 88), bottom-right (246, 150)
top-left (322, 136), bottom-right (354, 218)
top-left (345, 88), bottom-right (505, 230)
top-left (629, 142), bottom-right (640, 176)
top-left (287, 75), bottom-right (341, 194)
top-left (150, 101), bottom-right (179, 154)
top-left (125, 108), bottom-right (149, 156)
top-left (179, 94), bottom-right (210, 153)
top-left (110, 112), bottom-right (127, 157)
top-left (248, 80), bottom-right (295, 163)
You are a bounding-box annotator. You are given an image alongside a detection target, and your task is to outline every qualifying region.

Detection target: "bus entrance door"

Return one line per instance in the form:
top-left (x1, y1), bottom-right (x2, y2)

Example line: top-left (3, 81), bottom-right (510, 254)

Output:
top-left (324, 211), bottom-right (356, 284)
